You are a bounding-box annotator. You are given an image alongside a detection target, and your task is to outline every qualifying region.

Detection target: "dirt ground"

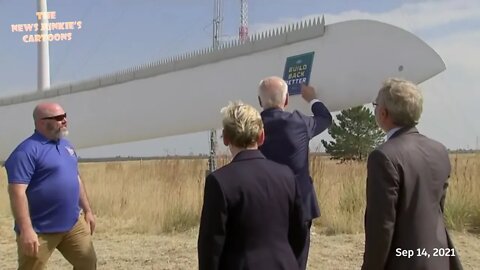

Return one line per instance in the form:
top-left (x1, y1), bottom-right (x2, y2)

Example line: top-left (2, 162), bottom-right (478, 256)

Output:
top-left (1, 216), bottom-right (479, 270)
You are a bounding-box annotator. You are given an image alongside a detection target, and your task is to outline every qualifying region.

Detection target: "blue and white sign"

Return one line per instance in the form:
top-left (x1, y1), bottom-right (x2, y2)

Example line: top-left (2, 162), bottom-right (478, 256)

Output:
top-left (283, 52), bottom-right (315, 95)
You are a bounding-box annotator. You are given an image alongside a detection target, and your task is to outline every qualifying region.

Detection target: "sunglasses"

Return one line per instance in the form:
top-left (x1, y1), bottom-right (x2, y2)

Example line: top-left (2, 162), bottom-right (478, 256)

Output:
top-left (42, 113), bottom-right (67, 121)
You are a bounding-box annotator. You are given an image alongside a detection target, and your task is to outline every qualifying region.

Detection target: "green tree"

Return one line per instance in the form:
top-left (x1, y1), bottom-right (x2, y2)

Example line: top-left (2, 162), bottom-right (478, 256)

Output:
top-left (321, 106), bottom-right (384, 162)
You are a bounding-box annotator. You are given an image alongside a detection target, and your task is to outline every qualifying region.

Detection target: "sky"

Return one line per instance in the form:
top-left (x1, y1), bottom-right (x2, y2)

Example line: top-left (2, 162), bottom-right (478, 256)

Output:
top-left (1, 0), bottom-right (479, 157)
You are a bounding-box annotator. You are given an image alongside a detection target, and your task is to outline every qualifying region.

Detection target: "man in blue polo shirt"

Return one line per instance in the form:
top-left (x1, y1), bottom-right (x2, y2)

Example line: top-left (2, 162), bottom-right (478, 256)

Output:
top-left (5, 102), bottom-right (97, 270)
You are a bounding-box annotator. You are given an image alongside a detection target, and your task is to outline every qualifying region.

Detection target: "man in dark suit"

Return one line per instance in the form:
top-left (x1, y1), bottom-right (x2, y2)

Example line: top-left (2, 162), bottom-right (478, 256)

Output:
top-left (362, 78), bottom-right (463, 270)
top-left (198, 101), bottom-right (306, 270)
top-left (257, 76), bottom-right (333, 269)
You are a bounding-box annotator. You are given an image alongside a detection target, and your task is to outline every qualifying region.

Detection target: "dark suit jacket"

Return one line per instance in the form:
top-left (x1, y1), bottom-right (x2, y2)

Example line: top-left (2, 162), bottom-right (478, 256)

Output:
top-left (362, 127), bottom-right (463, 270)
top-left (259, 101), bottom-right (332, 220)
top-left (197, 150), bottom-right (306, 270)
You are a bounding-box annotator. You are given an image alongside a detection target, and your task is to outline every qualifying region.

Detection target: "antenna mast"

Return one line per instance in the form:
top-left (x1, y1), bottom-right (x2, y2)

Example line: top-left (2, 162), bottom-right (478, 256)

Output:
top-left (208, 0), bottom-right (223, 174)
top-left (239, 0), bottom-right (248, 42)
top-left (212, 0), bottom-right (223, 49)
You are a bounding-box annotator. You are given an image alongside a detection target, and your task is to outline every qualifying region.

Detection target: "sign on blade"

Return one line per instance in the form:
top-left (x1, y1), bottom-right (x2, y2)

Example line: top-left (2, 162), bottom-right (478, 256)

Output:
top-left (283, 52), bottom-right (315, 95)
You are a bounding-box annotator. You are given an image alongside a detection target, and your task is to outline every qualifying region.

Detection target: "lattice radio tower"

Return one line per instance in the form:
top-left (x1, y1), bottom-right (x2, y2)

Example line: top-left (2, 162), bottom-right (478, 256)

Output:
top-left (239, 0), bottom-right (248, 42)
top-left (208, 0), bottom-right (223, 174)
top-left (208, 0), bottom-right (248, 173)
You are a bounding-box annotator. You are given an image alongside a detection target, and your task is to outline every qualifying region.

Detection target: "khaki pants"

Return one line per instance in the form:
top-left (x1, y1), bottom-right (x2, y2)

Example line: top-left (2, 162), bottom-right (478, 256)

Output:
top-left (16, 214), bottom-right (97, 270)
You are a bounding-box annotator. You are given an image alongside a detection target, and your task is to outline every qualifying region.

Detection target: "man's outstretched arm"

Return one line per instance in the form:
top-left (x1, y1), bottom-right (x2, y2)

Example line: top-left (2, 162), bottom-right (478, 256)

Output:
top-left (301, 84), bottom-right (333, 138)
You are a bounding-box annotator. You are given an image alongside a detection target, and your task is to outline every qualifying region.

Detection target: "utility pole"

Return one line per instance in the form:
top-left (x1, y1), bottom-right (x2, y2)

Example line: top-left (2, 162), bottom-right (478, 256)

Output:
top-left (37, 0), bottom-right (51, 91)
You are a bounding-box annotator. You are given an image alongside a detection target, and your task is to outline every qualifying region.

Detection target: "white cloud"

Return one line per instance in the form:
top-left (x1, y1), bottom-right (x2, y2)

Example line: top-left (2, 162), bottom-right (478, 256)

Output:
top-left (334, 0), bottom-right (480, 32)
top-left (421, 28), bottom-right (480, 148)
top-left (250, 0), bottom-right (480, 34)
top-left (430, 29), bottom-right (480, 74)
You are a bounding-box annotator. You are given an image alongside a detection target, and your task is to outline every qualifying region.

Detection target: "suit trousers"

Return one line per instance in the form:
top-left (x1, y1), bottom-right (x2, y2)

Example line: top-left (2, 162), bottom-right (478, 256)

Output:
top-left (299, 221), bottom-right (312, 270)
top-left (16, 213), bottom-right (97, 270)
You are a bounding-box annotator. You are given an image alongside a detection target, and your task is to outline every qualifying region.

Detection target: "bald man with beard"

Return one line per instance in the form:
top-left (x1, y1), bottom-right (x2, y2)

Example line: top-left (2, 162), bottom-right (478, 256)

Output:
top-left (5, 102), bottom-right (97, 270)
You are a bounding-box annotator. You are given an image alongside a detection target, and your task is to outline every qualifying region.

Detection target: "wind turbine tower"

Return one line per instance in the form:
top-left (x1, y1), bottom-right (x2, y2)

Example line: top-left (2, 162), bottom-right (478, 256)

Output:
top-left (38, 0), bottom-right (51, 91)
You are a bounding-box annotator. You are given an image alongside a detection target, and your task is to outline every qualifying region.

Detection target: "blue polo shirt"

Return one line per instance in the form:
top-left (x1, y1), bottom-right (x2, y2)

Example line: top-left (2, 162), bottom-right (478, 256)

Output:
top-left (5, 131), bottom-right (80, 233)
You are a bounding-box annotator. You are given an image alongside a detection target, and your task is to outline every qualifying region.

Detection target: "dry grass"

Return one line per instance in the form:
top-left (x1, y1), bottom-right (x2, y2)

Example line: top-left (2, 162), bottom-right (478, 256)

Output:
top-left (445, 153), bottom-right (480, 233)
top-left (0, 153), bottom-right (479, 269)
top-left (1, 153), bottom-right (479, 235)
top-left (0, 159), bottom-right (207, 234)
top-left (0, 216), bottom-right (479, 269)
top-left (77, 159), bottom-right (207, 234)
top-left (311, 156), bottom-right (367, 234)
top-left (312, 153), bottom-right (480, 234)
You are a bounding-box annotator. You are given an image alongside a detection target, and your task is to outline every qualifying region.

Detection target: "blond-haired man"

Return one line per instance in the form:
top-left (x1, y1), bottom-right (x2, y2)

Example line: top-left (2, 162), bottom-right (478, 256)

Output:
top-left (362, 78), bottom-right (463, 270)
top-left (198, 101), bottom-right (305, 270)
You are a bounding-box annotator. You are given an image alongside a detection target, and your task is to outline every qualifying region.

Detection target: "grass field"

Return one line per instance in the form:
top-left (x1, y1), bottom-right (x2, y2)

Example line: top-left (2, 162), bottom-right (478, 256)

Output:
top-left (0, 153), bottom-right (479, 269)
